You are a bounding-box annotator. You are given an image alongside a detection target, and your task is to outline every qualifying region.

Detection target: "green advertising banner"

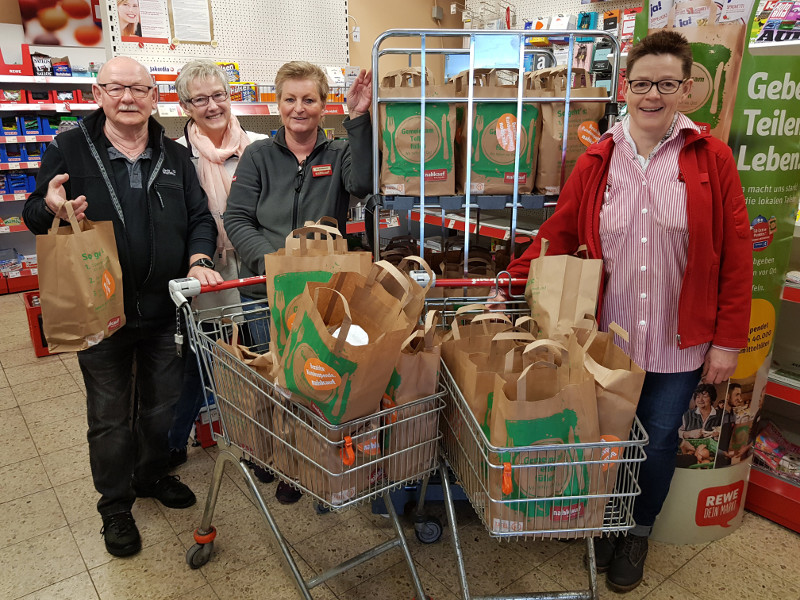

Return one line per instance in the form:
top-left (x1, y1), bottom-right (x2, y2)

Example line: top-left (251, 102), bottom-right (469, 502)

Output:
top-left (635, 0), bottom-right (800, 543)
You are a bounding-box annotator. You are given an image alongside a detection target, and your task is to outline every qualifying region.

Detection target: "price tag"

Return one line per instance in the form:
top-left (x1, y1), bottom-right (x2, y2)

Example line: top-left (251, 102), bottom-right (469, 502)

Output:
top-left (0, 226), bottom-right (10, 233)
top-left (342, 104), bottom-right (349, 114)
top-left (30, 268), bottom-right (38, 275)
top-left (8, 270), bottom-right (20, 278)
top-left (33, 76), bottom-right (47, 84)
top-left (14, 193), bottom-right (25, 201)
top-left (158, 105), bottom-right (181, 117)
top-left (57, 103), bottom-right (70, 113)
top-left (8, 163), bottom-right (20, 170)
top-left (24, 135), bottom-right (36, 142)
top-left (266, 103), bottom-right (278, 115)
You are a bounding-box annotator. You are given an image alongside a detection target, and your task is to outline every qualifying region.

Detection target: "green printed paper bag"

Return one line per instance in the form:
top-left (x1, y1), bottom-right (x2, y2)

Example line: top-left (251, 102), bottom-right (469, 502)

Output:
top-left (379, 68), bottom-right (456, 196)
top-left (277, 269), bottom-right (416, 425)
top-left (454, 69), bottom-right (541, 194)
top-left (264, 225), bottom-right (372, 358)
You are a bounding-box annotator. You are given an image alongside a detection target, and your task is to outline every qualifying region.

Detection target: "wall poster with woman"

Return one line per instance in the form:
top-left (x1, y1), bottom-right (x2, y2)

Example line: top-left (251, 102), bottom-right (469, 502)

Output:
top-left (117, 0), bottom-right (169, 43)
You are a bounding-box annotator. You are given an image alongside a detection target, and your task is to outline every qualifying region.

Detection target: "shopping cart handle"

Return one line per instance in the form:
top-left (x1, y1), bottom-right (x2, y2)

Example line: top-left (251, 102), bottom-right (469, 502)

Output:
top-left (434, 276), bottom-right (527, 288)
top-left (169, 275), bottom-right (268, 307)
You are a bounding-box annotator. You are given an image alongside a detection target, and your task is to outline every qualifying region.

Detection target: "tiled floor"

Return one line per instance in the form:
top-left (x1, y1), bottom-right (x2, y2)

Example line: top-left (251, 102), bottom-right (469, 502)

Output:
top-left (2, 291), bottom-right (799, 600)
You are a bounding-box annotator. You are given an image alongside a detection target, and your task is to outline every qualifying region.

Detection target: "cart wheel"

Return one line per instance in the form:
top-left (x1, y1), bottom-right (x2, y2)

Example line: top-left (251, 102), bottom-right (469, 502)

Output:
top-left (186, 542), bottom-right (214, 569)
top-left (415, 516), bottom-right (443, 544)
top-left (315, 502), bottom-right (331, 515)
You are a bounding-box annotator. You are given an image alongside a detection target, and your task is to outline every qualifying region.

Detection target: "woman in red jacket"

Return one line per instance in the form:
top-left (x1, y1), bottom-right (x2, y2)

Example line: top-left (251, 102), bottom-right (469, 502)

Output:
top-left (504, 30), bottom-right (752, 592)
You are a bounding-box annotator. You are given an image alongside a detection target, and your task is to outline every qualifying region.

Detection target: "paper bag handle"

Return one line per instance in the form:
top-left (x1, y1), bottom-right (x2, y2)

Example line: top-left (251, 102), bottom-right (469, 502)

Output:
top-left (49, 200), bottom-right (83, 236)
top-left (523, 339), bottom-right (568, 366)
top-left (574, 244), bottom-right (590, 258)
top-left (286, 226), bottom-right (338, 255)
top-left (313, 287), bottom-right (352, 354)
top-left (423, 310), bottom-right (440, 348)
top-left (502, 463), bottom-right (513, 495)
top-left (366, 260), bottom-right (412, 308)
top-left (340, 436), bottom-right (355, 466)
top-left (538, 238), bottom-right (550, 258)
top-left (514, 316), bottom-right (539, 336)
top-left (398, 255), bottom-right (434, 292)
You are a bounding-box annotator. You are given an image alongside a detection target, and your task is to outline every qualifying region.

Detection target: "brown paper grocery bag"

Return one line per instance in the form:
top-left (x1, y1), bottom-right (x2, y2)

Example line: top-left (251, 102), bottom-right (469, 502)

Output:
top-left (488, 340), bottom-right (601, 536)
top-left (531, 67), bottom-right (606, 194)
top-left (453, 68), bottom-right (541, 195)
top-left (524, 240), bottom-right (603, 339)
top-left (277, 268), bottom-right (415, 425)
top-left (211, 321), bottom-right (273, 467)
top-left (382, 311), bottom-right (442, 482)
top-left (36, 202), bottom-right (125, 353)
top-left (379, 68), bottom-right (456, 196)
top-left (265, 225), bottom-right (372, 357)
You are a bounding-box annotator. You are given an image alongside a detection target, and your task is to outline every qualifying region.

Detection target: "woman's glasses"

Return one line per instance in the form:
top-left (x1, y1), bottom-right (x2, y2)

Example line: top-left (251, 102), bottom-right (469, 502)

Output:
top-left (187, 91), bottom-right (229, 107)
top-left (627, 79), bottom-right (686, 95)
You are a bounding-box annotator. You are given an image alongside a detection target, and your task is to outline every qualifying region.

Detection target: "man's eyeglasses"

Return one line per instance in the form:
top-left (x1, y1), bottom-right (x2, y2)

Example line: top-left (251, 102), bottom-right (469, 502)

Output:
top-left (186, 91), bottom-right (229, 107)
top-left (97, 83), bottom-right (154, 98)
top-left (627, 79), bottom-right (686, 95)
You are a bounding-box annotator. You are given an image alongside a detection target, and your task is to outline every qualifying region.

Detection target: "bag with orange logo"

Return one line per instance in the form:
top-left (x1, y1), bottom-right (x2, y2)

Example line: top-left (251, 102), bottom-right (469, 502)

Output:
top-left (531, 67), bottom-right (606, 195)
top-left (277, 263), bottom-right (417, 425)
top-left (382, 311), bottom-right (442, 482)
top-left (264, 224), bottom-right (372, 359)
top-left (36, 202), bottom-right (125, 353)
top-left (453, 68), bottom-right (541, 195)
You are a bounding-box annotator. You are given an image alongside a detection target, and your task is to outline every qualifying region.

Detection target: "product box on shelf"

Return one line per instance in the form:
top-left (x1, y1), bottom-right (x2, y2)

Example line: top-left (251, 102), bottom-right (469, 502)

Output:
top-left (31, 53), bottom-right (53, 76)
top-left (0, 90), bottom-right (25, 104)
top-left (1, 115), bottom-right (21, 135)
top-left (229, 82), bottom-right (257, 102)
top-left (3, 172), bottom-right (30, 193)
top-left (53, 89), bottom-right (78, 103)
top-left (23, 291), bottom-right (50, 357)
top-left (157, 83), bottom-right (178, 103)
top-left (38, 115), bottom-right (60, 134)
top-left (26, 89), bottom-right (54, 104)
top-left (19, 115), bottom-right (42, 135)
top-left (23, 142), bottom-right (45, 161)
top-left (26, 174), bottom-right (36, 192)
top-left (51, 56), bottom-right (72, 77)
top-left (0, 143), bottom-right (24, 162)
top-left (602, 9), bottom-right (621, 36)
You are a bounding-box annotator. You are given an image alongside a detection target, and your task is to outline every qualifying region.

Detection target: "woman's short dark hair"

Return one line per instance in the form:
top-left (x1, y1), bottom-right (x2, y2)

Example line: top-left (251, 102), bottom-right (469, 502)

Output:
top-left (693, 382), bottom-right (717, 403)
top-left (627, 30), bottom-right (693, 80)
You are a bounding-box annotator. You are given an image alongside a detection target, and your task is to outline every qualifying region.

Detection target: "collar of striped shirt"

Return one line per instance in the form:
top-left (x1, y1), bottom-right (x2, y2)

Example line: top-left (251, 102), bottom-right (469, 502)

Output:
top-left (615, 113), bottom-right (699, 170)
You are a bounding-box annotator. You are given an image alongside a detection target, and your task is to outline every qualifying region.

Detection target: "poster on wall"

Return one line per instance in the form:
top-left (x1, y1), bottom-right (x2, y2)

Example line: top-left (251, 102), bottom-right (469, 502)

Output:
top-left (168, 0), bottom-right (214, 44)
top-left (118, 0), bottom-right (170, 44)
top-left (18, 0), bottom-right (103, 47)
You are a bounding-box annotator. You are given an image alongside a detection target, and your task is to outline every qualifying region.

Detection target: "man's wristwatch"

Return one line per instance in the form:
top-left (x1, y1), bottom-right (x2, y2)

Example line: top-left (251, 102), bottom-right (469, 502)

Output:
top-left (190, 257), bottom-right (215, 270)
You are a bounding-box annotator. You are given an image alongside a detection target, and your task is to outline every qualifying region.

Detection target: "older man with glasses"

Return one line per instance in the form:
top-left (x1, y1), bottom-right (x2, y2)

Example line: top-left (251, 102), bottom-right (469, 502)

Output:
top-left (23, 56), bottom-right (223, 558)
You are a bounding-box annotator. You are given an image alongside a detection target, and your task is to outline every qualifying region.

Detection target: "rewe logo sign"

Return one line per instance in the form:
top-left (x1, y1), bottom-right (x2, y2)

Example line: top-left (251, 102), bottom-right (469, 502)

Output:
top-left (695, 481), bottom-right (745, 527)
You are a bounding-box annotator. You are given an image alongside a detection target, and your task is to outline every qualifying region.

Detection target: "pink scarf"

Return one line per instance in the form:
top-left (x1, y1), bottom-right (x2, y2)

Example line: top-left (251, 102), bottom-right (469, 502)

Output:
top-left (187, 115), bottom-right (251, 262)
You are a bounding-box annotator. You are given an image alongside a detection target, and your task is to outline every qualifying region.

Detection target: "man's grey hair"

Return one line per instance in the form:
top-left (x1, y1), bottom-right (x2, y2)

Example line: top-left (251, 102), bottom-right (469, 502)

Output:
top-left (175, 59), bottom-right (230, 104)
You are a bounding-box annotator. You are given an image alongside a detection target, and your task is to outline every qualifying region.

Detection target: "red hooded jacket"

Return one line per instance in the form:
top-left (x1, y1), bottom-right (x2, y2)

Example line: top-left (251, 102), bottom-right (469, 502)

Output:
top-left (507, 127), bottom-right (753, 350)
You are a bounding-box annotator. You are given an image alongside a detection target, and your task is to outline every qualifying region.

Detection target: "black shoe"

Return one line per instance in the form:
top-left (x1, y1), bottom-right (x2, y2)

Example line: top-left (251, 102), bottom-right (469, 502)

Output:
top-left (168, 447), bottom-right (187, 469)
top-left (607, 533), bottom-right (649, 593)
top-left (101, 512), bottom-right (141, 557)
top-left (134, 475), bottom-right (196, 509)
top-left (275, 481), bottom-right (302, 505)
top-left (593, 533), bottom-right (619, 573)
top-left (252, 464), bottom-right (275, 484)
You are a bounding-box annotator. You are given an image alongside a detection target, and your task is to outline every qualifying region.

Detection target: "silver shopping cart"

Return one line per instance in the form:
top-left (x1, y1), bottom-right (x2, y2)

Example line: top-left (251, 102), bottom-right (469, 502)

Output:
top-left (169, 275), bottom-right (446, 600)
top-left (422, 290), bottom-right (649, 600)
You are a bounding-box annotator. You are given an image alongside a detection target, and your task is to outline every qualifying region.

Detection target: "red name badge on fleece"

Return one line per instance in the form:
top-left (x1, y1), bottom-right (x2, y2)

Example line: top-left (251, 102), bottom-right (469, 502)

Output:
top-left (312, 165), bottom-right (332, 177)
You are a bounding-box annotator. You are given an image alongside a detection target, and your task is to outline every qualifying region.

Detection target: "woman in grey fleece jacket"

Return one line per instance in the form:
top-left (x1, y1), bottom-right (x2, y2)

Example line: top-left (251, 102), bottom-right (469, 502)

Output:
top-left (224, 61), bottom-right (373, 302)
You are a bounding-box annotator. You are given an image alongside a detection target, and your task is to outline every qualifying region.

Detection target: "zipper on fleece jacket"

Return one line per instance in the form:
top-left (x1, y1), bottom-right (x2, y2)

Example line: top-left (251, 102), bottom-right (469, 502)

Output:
top-left (289, 142), bottom-right (327, 230)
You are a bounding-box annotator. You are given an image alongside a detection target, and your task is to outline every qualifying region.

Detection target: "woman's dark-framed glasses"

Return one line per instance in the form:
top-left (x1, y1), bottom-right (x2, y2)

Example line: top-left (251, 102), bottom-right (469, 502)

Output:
top-left (188, 91), bottom-right (229, 107)
top-left (627, 79), bottom-right (685, 94)
top-left (97, 83), bottom-right (154, 98)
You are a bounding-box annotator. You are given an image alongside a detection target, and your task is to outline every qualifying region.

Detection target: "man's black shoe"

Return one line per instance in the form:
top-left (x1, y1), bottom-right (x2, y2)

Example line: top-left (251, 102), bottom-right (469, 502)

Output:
top-left (252, 464), bottom-right (275, 484)
top-left (275, 481), bottom-right (302, 504)
top-left (168, 447), bottom-right (187, 469)
top-left (134, 475), bottom-right (196, 509)
top-left (607, 533), bottom-right (649, 593)
top-left (101, 512), bottom-right (141, 557)
top-left (592, 533), bottom-right (619, 573)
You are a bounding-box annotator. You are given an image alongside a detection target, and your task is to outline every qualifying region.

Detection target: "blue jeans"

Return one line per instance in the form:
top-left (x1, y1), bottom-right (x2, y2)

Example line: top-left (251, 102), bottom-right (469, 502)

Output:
top-left (79, 326), bottom-right (186, 517)
top-left (632, 367), bottom-right (703, 533)
top-left (240, 294), bottom-right (270, 351)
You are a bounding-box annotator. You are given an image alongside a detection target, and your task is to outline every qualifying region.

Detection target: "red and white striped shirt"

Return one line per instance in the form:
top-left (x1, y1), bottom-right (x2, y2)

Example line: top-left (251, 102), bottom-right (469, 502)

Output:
top-left (598, 113), bottom-right (709, 373)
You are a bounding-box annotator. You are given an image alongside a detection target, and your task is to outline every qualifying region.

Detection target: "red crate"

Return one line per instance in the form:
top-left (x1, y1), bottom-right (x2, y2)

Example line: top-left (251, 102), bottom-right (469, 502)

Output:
top-left (0, 275), bottom-right (7, 294)
top-left (23, 290), bottom-right (50, 357)
top-left (194, 404), bottom-right (221, 448)
top-left (7, 271), bottom-right (38, 293)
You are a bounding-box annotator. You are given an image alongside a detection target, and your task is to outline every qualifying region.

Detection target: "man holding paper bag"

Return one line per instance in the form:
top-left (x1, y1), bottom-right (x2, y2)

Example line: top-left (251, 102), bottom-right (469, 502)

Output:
top-left (23, 57), bottom-right (220, 559)
top-left (503, 32), bottom-right (752, 592)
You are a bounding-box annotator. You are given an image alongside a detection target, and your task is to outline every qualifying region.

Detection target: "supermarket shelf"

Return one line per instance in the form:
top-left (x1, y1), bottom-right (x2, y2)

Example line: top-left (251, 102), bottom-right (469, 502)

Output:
top-left (408, 208), bottom-right (538, 242)
top-left (782, 282), bottom-right (800, 304)
top-left (0, 75), bottom-right (96, 85)
top-left (0, 193), bottom-right (29, 202)
top-left (0, 161), bottom-right (40, 170)
top-left (748, 40), bottom-right (800, 56)
top-left (766, 369), bottom-right (800, 407)
top-left (0, 135), bottom-right (55, 144)
top-left (0, 224), bottom-right (28, 234)
top-left (745, 465), bottom-right (800, 533)
top-left (157, 102), bottom-right (348, 118)
top-left (0, 103), bottom-right (97, 113)
top-left (345, 215), bottom-right (400, 234)
top-left (4, 270), bottom-right (37, 293)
